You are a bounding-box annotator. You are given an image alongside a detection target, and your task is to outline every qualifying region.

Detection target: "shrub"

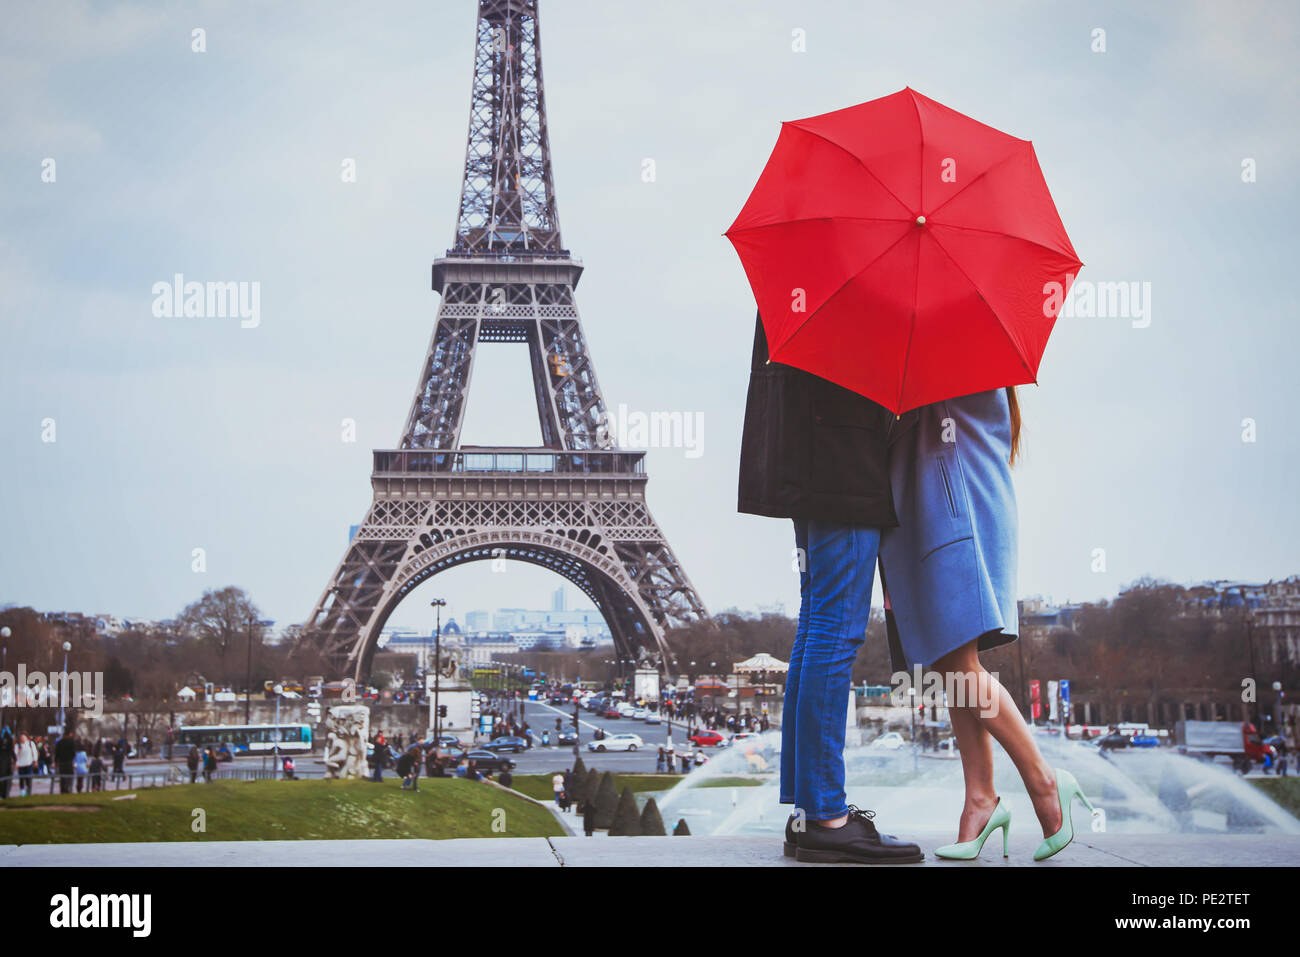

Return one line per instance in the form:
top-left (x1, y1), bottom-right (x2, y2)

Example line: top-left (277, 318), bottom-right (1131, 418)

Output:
top-left (609, 786), bottom-right (642, 836)
top-left (593, 771), bottom-right (620, 829)
top-left (639, 796), bottom-right (666, 835)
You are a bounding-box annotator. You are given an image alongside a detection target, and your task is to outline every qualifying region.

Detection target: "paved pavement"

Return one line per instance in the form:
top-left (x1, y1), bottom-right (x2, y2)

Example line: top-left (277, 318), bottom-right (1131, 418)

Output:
top-left (4, 832), bottom-right (1296, 867)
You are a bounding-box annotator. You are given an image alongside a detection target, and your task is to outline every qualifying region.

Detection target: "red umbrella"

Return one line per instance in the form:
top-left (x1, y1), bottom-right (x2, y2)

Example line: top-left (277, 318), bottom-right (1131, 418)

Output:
top-left (725, 88), bottom-right (1082, 414)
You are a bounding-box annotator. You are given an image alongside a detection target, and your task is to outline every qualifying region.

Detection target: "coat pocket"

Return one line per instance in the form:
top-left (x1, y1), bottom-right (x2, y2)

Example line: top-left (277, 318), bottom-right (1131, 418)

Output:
top-left (917, 450), bottom-right (970, 560)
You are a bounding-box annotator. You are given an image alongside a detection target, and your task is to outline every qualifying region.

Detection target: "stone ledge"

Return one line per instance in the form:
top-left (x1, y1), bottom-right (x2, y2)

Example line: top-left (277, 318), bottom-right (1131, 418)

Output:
top-left (2, 833), bottom-right (1296, 867)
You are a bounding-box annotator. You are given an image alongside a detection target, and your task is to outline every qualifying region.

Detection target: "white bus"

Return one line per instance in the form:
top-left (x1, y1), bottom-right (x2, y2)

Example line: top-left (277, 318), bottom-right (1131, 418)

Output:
top-left (177, 723), bottom-right (313, 755)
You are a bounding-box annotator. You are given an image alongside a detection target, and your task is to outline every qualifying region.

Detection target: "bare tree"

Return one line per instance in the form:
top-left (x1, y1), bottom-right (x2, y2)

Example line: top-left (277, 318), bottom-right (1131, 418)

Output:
top-left (177, 586), bottom-right (261, 658)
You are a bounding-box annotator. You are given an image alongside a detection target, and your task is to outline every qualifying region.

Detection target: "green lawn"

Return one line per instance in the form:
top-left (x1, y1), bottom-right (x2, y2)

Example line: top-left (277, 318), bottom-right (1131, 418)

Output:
top-left (0, 778), bottom-right (562, 845)
top-left (1250, 777), bottom-right (1300, 818)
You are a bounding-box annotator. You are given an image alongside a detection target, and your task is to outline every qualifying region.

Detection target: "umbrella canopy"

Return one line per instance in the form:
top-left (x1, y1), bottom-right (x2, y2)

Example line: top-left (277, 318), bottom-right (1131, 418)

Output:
top-left (733, 652), bottom-right (789, 674)
top-left (726, 88), bottom-right (1082, 413)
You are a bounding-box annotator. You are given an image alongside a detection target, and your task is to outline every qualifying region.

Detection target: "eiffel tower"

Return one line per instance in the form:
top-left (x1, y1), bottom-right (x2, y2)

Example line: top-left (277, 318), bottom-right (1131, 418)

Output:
top-left (302, 0), bottom-right (708, 681)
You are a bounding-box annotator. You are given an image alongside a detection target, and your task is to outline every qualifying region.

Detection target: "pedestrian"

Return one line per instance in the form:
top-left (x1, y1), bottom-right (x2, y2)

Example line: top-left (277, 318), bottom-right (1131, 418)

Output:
top-left (202, 747), bottom-right (216, 783)
top-left (399, 746), bottom-right (420, 791)
top-left (581, 797), bottom-right (596, 836)
top-left (186, 744), bottom-right (200, 784)
top-left (111, 738), bottom-right (126, 783)
top-left (656, 747), bottom-right (665, 772)
top-left (282, 754), bottom-right (296, 781)
top-left (14, 733), bottom-right (36, 796)
top-left (552, 770), bottom-right (564, 806)
top-left (54, 729), bottom-right (77, 794)
top-left (88, 754), bottom-right (104, 792)
top-left (74, 741), bottom-right (89, 793)
top-left (0, 727), bottom-right (13, 800)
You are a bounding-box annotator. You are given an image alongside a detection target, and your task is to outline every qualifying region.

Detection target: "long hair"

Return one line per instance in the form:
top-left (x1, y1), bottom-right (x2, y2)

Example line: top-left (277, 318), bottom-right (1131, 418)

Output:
top-left (1006, 386), bottom-right (1021, 466)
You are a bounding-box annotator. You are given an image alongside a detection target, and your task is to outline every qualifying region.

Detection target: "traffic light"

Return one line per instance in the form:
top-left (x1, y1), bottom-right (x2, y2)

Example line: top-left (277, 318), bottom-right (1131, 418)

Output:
top-left (437, 705), bottom-right (448, 718)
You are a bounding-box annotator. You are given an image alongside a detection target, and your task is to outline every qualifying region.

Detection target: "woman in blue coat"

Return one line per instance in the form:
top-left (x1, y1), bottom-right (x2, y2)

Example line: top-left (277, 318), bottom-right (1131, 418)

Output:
top-left (881, 387), bottom-right (1093, 861)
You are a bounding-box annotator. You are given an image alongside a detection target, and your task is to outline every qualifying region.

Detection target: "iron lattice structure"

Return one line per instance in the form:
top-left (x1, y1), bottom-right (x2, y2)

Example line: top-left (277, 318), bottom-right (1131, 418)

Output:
top-left (302, 0), bottom-right (708, 681)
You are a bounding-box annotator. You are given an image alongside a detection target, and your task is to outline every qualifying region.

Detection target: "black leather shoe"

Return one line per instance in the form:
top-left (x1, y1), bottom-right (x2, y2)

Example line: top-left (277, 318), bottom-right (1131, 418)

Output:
top-left (795, 806), bottom-right (924, 864)
top-left (784, 813), bottom-right (798, 857)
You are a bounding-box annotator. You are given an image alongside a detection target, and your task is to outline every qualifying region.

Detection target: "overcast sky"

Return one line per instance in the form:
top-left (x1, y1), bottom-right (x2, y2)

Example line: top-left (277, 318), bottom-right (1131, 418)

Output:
top-left (2, 0), bottom-right (1297, 632)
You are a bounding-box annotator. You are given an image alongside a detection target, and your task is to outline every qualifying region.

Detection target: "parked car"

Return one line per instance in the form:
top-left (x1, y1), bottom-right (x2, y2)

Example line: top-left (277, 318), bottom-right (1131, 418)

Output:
top-left (463, 750), bottom-right (516, 772)
top-left (482, 736), bottom-right (530, 753)
top-left (689, 730), bottom-right (727, 747)
top-left (869, 732), bottom-right (906, 750)
top-left (588, 733), bottom-right (644, 753)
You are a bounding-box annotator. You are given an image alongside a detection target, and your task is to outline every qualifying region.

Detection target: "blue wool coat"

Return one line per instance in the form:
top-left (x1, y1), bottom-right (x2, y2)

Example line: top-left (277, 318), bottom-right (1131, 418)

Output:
top-left (879, 389), bottom-right (1019, 671)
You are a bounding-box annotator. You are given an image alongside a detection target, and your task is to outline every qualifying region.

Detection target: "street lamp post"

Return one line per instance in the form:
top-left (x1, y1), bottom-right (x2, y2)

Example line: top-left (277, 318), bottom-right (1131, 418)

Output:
top-left (431, 599), bottom-right (447, 745)
top-left (1, 625), bottom-right (10, 727)
top-left (57, 641), bottom-right (71, 731)
top-left (909, 687), bottom-right (919, 773)
top-left (572, 700), bottom-right (581, 761)
top-left (273, 683), bottom-right (283, 773)
top-left (245, 613), bottom-right (255, 726)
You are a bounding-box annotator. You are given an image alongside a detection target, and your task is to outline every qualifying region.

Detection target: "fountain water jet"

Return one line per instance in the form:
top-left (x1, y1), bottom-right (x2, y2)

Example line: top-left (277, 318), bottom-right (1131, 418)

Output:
top-left (652, 731), bottom-right (1300, 839)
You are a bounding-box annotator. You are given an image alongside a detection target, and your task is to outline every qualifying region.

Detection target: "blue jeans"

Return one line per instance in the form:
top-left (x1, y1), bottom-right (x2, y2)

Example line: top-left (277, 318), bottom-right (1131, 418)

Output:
top-left (780, 519), bottom-right (879, 821)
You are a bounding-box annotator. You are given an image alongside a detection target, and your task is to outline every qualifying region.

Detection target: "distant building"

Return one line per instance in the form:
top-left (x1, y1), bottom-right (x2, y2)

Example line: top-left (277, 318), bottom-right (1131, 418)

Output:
top-left (493, 609), bottom-right (526, 632)
top-left (465, 610), bottom-right (491, 633)
top-left (1188, 577), bottom-right (1300, 664)
top-left (1018, 597), bottom-right (1084, 633)
top-left (462, 634), bottom-right (519, 667)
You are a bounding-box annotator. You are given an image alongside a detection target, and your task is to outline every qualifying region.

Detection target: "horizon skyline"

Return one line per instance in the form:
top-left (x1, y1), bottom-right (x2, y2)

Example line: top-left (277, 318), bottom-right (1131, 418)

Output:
top-left (8, 566), bottom-right (1297, 632)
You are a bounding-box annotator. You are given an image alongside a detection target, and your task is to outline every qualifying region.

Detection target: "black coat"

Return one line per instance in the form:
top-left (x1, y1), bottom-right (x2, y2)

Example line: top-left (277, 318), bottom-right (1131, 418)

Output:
top-left (737, 314), bottom-right (905, 526)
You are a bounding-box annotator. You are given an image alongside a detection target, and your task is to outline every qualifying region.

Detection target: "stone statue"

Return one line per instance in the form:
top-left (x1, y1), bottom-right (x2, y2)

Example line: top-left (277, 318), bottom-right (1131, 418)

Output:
top-left (432, 644), bottom-right (465, 683)
top-left (323, 704), bottom-right (370, 779)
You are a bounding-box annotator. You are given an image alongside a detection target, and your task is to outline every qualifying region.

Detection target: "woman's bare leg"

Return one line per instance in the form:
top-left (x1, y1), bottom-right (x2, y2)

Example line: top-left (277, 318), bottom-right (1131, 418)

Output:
top-left (946, 703), bottom-right (997, 842)
top-left (933, 640), bottom-right (1063, 837)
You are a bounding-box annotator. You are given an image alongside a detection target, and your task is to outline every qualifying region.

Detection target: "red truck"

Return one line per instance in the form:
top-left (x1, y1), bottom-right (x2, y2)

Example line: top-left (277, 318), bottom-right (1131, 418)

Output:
top-left (1176, 720), bottom-right (1275, 773)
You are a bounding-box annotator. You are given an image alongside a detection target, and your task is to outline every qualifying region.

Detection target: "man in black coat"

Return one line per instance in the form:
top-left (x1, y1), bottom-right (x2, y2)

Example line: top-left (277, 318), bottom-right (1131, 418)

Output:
top-left (738, 313), bottom-right (921, 865)
top-left (54, 729), bottom-right (78, 794)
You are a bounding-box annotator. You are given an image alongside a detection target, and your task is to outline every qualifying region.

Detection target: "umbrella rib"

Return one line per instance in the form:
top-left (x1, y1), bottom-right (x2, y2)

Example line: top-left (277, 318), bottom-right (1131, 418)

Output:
top-left (927, 221), bottom-right (1082, 265)
top-left (771, 227), bottom-right (917, 355)
top-left (899, 231), bottom-right (923, 412)
top-left (924, 144), bottom-right (1024, 220)
top-left (925, 230), bottom-right (1037, 383)
top-left (909, 87), bottom-right (925, 217)
top-left (786, 122), bottom-right (915, 217)
top-left (725, 215), bottom-right (912, 236)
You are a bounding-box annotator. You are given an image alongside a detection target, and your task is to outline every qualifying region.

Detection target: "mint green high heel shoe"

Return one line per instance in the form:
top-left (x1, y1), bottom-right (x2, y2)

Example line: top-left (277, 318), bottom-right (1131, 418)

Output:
top-left (1033, 768), bottom-right (1096, 861)
top-left (934, 797), bottom-right (1011, 860)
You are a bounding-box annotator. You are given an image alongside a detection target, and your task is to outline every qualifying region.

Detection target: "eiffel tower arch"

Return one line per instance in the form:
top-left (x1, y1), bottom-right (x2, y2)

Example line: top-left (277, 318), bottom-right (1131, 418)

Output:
top-left (301, 0), bottom-right (708, 681)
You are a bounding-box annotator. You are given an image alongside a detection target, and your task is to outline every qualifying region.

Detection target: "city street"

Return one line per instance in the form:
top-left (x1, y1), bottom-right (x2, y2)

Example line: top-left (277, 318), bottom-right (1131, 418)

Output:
top-left (501, 698), bottom-right (694, 772)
